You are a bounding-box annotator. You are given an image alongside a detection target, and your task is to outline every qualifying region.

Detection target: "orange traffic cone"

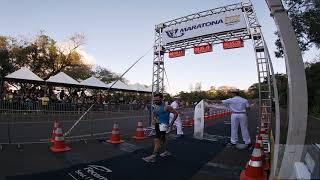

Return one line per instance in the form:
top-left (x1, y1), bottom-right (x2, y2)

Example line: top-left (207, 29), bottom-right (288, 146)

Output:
top-left (50, 124), bottom-right (71, 152)
top-left (218, 110), bottom-right (222, 118)
top-left (213, 111), bottom-right (217, 119)
top-left (191, 118), bottom-right (195, 125)
top-left (204, 112), bottom-right (209, 121)
top-left (50, 120), bottom-right (60, 143)
top-left (107, 122), bottom-right (124, 144)
top-left (182, 120), bottom-right (188, 127)
top-left (240, 143), bottom-right (267, 180)
top-left (259, 128), bottom-right (269, 143)
top-left (261, 103), bottom-right (269, 123)
top-left (182, 116), bottom-right (191, 127)
top-left (133, 121), bottom-right (146, 140)
top-left (210, 111), bottom-right (214, 119)
top-left (257, 135), bottom-right (270, 171)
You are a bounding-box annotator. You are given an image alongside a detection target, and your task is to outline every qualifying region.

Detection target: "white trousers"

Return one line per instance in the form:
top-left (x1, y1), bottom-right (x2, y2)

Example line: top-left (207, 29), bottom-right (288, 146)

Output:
top-left (170, 114), bottom-right (184, 135)
top-left (230, 114), bottom-right (251, 144)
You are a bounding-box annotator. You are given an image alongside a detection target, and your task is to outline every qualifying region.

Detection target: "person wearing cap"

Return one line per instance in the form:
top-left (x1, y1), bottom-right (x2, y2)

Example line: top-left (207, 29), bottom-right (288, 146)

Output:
top-left (170, 96), bottom-right (184, 137)
top-left (221, 89), bottom-right (253, 149)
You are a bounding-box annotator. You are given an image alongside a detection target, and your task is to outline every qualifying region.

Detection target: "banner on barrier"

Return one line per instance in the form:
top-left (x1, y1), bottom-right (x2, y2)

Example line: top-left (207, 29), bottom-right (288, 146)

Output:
top-left (162, 9), bottom-right (247, 45)
top-left (193, 100), bottom-right (204, 139)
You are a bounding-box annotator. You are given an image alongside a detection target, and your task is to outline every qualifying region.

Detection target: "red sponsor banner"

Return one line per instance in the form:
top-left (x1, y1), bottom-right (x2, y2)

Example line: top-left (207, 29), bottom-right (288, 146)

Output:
top-left (223, 39), bottom-right (244, 49)
top-left (194, 44), bottom-right (213, 54)
top-left (169, 49), bottom-right (185, 58)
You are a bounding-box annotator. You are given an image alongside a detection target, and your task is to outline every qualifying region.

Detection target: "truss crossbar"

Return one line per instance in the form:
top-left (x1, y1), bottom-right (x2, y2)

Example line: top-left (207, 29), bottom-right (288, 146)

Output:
top-left (163, 3), bottom-right (243, 28)
top-left (164, 29), bottom-right (250, 51)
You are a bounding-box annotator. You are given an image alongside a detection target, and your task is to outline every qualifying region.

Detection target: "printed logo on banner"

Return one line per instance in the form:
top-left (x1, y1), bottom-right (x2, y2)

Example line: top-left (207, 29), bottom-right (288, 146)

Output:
top-left (224, 15), bottom-right (241, 25)
top-left (165, 19), bottom-right (224, 39)
top-left (68, 164), bottom-right (112, 180)
top-left (165, 29), bottom-right (184, 38)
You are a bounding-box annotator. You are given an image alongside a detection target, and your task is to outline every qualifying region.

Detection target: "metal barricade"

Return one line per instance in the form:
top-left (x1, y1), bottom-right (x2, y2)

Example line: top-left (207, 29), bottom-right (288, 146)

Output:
top-left (0, 101), bottom-right (150, 144)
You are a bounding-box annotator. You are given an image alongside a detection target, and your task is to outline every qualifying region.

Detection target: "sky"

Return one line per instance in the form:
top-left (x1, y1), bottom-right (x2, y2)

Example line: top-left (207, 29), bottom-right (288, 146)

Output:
top-left (1, 0), bottom-right (318, 94)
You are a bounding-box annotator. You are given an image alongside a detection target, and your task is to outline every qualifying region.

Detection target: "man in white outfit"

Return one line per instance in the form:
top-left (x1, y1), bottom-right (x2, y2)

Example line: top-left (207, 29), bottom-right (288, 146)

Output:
top-left (222, 90), bottom-right (252, 149)
top-left (170, 97), bottom-right (184, 137)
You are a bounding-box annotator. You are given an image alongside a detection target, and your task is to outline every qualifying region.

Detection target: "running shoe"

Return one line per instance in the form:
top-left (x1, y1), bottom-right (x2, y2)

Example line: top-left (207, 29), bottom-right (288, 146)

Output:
top-left (160, 151), bottom-right (172, 157)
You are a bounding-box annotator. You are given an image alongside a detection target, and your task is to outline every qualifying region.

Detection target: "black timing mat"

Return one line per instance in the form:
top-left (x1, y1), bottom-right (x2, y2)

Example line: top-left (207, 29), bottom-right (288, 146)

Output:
top-left (7, 137), bottom-right (224, 180)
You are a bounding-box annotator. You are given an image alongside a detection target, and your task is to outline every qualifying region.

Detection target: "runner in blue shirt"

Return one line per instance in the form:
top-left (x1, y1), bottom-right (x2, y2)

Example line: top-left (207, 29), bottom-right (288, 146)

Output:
top-left (142, 93), bottom-right (178, 163)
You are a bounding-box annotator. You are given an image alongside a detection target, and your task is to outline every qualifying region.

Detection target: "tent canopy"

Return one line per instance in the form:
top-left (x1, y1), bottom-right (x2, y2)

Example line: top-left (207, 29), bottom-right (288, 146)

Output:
top-left (107, 81), bottom-right (131, 91)
top-left (46, 72), bottom-right (79, 85)
top-left (4, 67), bottom-right (44, 84)
top-left (129, 83), bottom-right (150, 92)
top-left (145, 86), bottom-right (153, 93)
top-left (80, 76), bottom-right (110, 89)
top-left (3, 68), bottom-right (151, 93)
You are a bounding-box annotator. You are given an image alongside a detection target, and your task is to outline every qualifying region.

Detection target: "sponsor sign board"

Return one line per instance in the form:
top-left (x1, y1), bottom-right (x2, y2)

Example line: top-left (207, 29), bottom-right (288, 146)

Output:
top-left (194, 44), bottom-right (213, 54)
top-left (162, 9), bottom-right (247, 44)
top-left (223, 39), bottom-right (244, 49)
top-left (169, 49), bottom-right (185, 58)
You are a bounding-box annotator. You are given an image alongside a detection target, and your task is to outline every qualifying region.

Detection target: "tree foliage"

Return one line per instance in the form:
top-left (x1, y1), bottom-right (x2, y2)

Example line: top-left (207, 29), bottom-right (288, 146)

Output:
top-left (305, 58), bottom-right (320, 116)
top-left (275, 0), bottom-right (320, 57)
top-left (0, 33), bottom-right (127, 89)
top-left (247, 83), bottom-right (259, 99)
top-left (93, 66), bottom-right (127, 84)
top-left (175, 86), bottom-right (248, 105)
top-left (0, 33), bottom-right (85, 79)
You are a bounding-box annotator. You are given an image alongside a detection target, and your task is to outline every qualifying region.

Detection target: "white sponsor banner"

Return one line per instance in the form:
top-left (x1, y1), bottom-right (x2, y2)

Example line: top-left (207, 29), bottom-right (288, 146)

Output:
top-left (162, 9), bottom-right (247, 44)
top-left (193, 100), bottom-right (204, 139)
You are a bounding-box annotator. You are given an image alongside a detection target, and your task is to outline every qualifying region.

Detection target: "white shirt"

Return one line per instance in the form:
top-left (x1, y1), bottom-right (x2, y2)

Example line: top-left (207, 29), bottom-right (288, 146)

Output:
top-left (222, 96), bottom-right (249, 113)
top-left (170, 101), bottom-right (179, 110)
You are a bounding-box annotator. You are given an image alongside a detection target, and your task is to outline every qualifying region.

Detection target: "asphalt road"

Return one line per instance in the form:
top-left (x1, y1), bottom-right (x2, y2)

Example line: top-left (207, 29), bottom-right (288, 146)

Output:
top-left (0, 108), bottom-right (233, 180)
top-left (0, 106), bottom-right (319, 180)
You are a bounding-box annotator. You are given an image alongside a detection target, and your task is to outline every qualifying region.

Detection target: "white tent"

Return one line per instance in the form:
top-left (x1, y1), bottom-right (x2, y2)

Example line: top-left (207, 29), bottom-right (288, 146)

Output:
top-left (145, 86), bottom-right (154, 93)
top-left (129, 83), bottom-right (150, 92)
top-left (4, 68), bottom-right (152, 93)
top-left (107, 81), bottom-right (131, 91)
top-left (46, 72), bottom-right (79, 85)
top-left (80, 76), bottom-right (109, 89)
top-left (4, 67), bottom-right (44, 83)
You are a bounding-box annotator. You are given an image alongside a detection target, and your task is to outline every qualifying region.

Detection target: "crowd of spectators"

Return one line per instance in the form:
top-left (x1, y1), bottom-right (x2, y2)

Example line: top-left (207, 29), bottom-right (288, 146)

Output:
top-left (0, 88), bottom-right (150, 111)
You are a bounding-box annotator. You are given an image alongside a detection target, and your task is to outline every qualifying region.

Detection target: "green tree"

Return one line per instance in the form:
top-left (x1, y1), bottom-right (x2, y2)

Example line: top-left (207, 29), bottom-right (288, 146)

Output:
top-left (93, 66), bottom-right (127, 84)
top-left (39, 33), bottom-right (86, 79)
top-left (0, 33), bottom-right (129, 94)
top-left (305, 58), bottom-right (320, 116)
top-left (64, 64), bottom-right (93, 81)
top-left (247, 83), bottom-right (259, 99)
top-left (0, 36), bottom-right (13, 91)
top-left (0, 33), bottom-right (88, 80)
top-left (275, 0), bottom-right (320, 57)
top-left (273, 74), bottom-right (288, 107)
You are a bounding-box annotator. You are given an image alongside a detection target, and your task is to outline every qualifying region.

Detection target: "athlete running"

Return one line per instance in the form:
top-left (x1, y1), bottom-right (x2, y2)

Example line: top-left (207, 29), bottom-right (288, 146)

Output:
top-left (142, 93), bottom-right (178, 163)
